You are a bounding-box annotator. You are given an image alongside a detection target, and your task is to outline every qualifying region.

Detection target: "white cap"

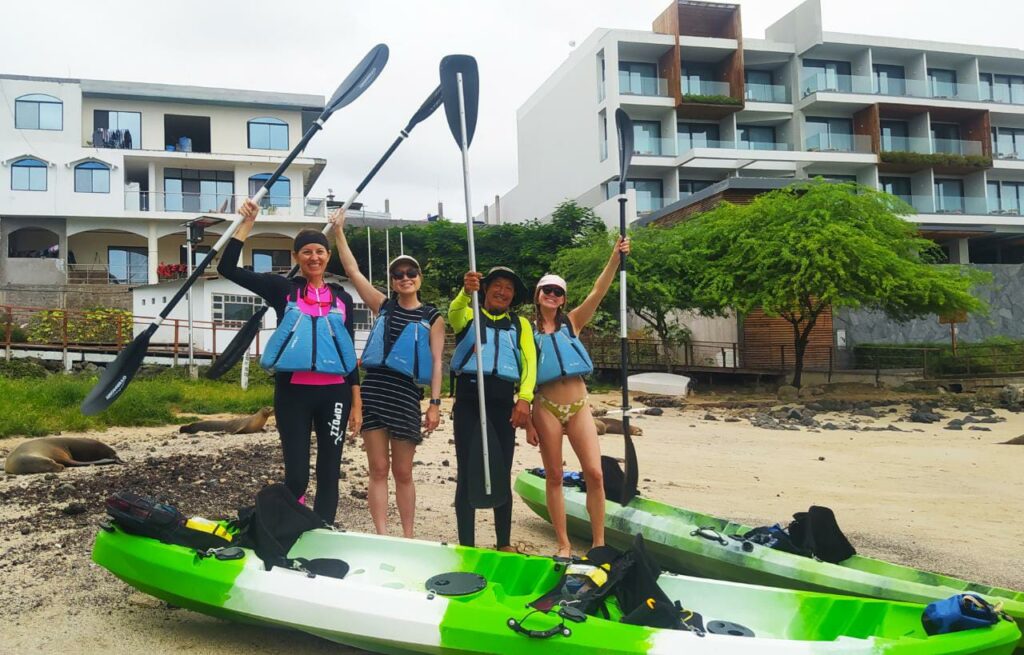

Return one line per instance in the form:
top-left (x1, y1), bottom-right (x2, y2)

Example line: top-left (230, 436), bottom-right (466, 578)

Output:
top-left (536, 274), bottom-right (567, 292)
top-left (388, 255), bottom-right (420, 271)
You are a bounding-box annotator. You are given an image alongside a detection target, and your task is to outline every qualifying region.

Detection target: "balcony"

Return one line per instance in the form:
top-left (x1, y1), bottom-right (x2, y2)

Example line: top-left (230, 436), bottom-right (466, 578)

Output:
top-left (122, 191), bottom-right (328, 217)
top-left (803, 73), bottom-right (990, 102)
top-left (633, 194), bottom-right (667, 214)
top-left (744, 83), bottom-right (790, 104)
top-left (677, 137), bottom-right (732, 154)
top-left (618, 72), bottom-right (669, 97)
top-left (804, 133), bottom-right (873, 154)
top-left (900, 195), bottom-right (990, 215)
top-left (681, 79), bottom-right (735, 102)
top-left (633, 137), bottom-right (677, 158)
top-left (993, 145), bottom-right (1024, 161)
top-left (880, 136), bottom-right (983, 157)
top-left (736, 140), bottom-right (792, 152)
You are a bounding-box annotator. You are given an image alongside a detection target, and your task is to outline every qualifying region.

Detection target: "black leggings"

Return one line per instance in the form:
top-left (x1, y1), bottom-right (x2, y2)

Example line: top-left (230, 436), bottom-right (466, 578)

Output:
top-left (274, 380), bottom-right (352, 524)
top-left (453, 393), bottom-right (516, 548)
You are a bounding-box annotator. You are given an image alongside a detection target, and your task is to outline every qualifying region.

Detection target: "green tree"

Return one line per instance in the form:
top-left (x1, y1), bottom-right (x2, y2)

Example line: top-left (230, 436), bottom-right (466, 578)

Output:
top-left (680, 181), bottom-right (990, 387)
top-left (552, 227), bottom-right (709, 346)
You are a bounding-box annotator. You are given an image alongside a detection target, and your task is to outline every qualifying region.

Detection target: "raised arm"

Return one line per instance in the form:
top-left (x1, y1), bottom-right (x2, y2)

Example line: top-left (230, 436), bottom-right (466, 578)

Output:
top-left (329, 208), bottom-right (387, 314)
top-left (568, 235), bottom-right (630, 333)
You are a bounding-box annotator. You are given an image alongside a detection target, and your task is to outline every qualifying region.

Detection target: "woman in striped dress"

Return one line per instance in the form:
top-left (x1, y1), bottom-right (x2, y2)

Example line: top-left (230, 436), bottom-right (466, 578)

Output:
top-left (329, 209), bottom-right (445, 538)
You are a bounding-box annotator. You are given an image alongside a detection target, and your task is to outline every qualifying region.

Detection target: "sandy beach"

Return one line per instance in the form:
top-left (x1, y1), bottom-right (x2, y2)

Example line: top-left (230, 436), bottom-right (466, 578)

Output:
top-left (1, 389), bottom-right (1022, 654)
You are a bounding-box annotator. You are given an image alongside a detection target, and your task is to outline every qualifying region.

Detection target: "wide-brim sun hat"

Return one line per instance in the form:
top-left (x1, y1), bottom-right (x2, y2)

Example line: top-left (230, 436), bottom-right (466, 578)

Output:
top-left (481, 266), bottom-right (530, 307)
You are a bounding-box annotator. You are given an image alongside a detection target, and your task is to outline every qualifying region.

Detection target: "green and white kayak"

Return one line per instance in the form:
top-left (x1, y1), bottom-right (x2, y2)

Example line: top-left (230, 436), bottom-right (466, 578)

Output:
top-left (93, 522), bottom-right (1020, 654)
top-left (514, 470), bottom-right (1024, 651)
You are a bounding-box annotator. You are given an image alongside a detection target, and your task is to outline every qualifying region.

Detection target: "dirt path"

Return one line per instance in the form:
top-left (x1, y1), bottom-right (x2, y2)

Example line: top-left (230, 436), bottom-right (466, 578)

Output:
top-left (1, 393), bottom-right (1022, 653)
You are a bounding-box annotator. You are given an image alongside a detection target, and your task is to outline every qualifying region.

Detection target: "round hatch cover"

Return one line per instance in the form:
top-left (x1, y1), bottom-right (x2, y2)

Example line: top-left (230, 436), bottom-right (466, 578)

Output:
top-left (706, 620), bottom-right (755, 638)
top-left (425, 572), bottom-right (486, 596)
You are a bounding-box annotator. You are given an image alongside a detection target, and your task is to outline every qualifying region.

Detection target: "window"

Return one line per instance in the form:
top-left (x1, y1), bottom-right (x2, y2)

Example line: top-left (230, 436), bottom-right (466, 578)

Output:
top-left (179, 245), bottom-right (211, 268)
top-left (879, 176), bottom-right (912, 203)
top-left (934, 179), bottom-right (965, 213)
top-left (992, 126), bottom-right (1024, 159)
top-left (681, 64), bottom-right (717, 95)
top-left (981, 73), bottom-right (1024, 104)
top-left (596, 50), bottom-right (606, 102)
top-left (164, 168), bottom-right (234, 212)
top-left (805, 117), bottom-right (854, 151)
top-left (678, 122), bottom-right (720, 150)
top-left (74, 162), bottom-right (111, 193)
top-left (931, 123), bottom-right (962, 154)
top-left (93, 110), bottom-right (141, 149)
top-left (618, 62), bottom-right (659, 96)
top-left (880, 120), bottom-right (909, 151)
top-left (803, 59), bottom-right (851, 94)
top-left (352, 302), bottom-right (372, 331)
top-left (15, 94), bottom-right (62, 130)
top-left (108, 246), bottom-right (148, 284)
top-left (872, 64), bottom-right (906, 96)
top-left (928, 69), bottom-right (957, 98)
top-left (8, 227), bottom-right (58, 258)
top-left (598, 110), bottom-right (608, 161)
top-left (212, 293), bottom-right (265, 328)
top-left (248, 117), bottom-right (289, 150)
top-left (632, 121), bottom-right (663, 156)
top-left (252, 249), bottom-right (291, 273)
top-left (745, 70), bottom-right (780, 102)
top-left (988, 181), bottom-right (1024, 215)
top-left (614, 179), bottom-right (663, 213)
top-left (248, 174), bottom-right (291, 207)
top-left (737, 125), bottom-right (776, 150)
top-left (11, 158), bottom-right (47, 191)
top-left (679, 179), bottom-right (713, 198)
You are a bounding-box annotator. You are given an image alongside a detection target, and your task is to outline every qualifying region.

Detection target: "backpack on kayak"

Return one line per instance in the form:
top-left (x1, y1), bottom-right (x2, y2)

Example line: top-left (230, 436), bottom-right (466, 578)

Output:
top-left (232, 483), bottom-right (349, 579)
top-left (788, 505), bottom-right (856, 564)
top-left (922, 594), bottom-right (1008, 635)
top-left (104, 491), bottom-right (232, 551)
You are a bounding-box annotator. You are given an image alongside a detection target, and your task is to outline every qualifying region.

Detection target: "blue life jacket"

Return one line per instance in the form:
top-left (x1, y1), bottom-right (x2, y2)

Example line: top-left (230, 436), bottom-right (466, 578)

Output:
top-left (451, 313), bottom-right (522, 383)
top-left (360, 300), bottom-right (435, 385)
top-left (536, 317), bottom-right (594, 385)
top-left (260, 286), bottom-right (357, 376)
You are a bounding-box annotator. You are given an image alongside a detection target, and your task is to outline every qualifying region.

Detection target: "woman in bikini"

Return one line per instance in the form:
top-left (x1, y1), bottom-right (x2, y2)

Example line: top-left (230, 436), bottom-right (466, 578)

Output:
top-left (526, 235), bottom-right (629, 558)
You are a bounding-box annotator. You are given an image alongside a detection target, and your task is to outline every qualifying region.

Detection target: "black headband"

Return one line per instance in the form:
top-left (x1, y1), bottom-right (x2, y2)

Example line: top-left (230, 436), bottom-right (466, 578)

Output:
top-left (293, 231), bottom-right (330, 252)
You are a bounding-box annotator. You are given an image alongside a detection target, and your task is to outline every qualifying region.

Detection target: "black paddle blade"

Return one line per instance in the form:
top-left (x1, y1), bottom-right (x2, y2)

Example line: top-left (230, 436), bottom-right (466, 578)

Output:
top-left (205, 306), bottom-right (268, 380)
top-left (621, 432), bottom-right (639, 506)
top-left (408, 85), bottom-right (444, 130)
top-left (439, 55), bottom-right (479, 148)
top-left (80, 329), bottom-right (153, 415)
top-left (323, 44), bottom-right (389, 118)
top-left (468, 416), bottom-right (511, 509)
top-left (614, 108), bottom-right (634, 194)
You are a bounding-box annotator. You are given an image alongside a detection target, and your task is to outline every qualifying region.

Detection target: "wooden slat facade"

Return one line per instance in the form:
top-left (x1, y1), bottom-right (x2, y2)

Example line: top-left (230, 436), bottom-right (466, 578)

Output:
top-left (741, 305), bottom-right (835, 370)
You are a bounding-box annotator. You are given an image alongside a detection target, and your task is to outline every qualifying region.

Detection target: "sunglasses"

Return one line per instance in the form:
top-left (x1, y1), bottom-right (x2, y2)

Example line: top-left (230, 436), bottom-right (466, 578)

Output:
top-left (539, 285), bottom-right (565, 297)
top-left (391, 269), bottom-right (420, 280)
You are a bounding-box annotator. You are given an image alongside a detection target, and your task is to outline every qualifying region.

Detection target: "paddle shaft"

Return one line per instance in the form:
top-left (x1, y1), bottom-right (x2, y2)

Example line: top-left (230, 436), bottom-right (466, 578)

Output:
top-left (617, 196), bottom-right (631, 438)
top-left (456, 72), bottom-right (493, 496)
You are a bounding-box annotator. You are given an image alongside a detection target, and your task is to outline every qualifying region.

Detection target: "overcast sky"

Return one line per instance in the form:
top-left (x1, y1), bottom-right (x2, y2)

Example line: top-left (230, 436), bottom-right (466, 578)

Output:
top-left (3, 0), bottom-right (1021, 221)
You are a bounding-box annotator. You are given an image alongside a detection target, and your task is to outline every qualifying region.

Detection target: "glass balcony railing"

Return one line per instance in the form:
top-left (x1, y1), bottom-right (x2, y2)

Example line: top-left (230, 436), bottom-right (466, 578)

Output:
top-left (677, 137), bottom-right (733, 153)
top-left (633, 194), bottom-right (667, 213)
top-left (122, 191), bottom-right (327, 216)
top-left (803, 72), bottom-right (988, 101)
top-left (744, 83), bottom-right (790, 103)
top-left (737, 140), bottom-right (792, 151)
top-left (619, 73), bottom-right (669, 97)
top-left (633, 137), bottom-right (677, 157)
top-left (681, 79), bottom-right (731, 97)
top-left (880, 136), bottom-right (983, 156)
top-left (804, 132), bottom-right (873, 153)
top-left (994, 145), bottom-right (1024, 160)
top-left (896, 195), bottom-right (990, 215)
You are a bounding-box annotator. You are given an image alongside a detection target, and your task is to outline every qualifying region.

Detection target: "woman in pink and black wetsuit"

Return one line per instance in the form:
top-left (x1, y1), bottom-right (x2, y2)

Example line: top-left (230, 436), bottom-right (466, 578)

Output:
top-left (217, 198), bottom-right (361, 525)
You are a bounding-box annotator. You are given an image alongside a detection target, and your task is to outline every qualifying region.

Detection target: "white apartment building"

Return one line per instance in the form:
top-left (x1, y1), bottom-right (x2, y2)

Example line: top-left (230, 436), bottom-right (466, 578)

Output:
top-left (0, 73), bottom-right (358, 310)
top-left (489, 0), bottom-right (1024, 265)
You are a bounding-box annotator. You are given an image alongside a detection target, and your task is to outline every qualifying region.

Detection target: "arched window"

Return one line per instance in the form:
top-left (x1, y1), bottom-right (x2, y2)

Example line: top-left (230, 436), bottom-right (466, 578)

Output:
top-left (248, 117), bottom-right (288, 150)
top-left (248, 174), bottom-right (290, 207)
top-left (15, 94), bottom-right (63, 130)
top-left (7, 227), bottom-right (59, 258)
top-left (74, 161), bottom-right (111, 193)
top-left (11, 158), bottom-right (47, 191)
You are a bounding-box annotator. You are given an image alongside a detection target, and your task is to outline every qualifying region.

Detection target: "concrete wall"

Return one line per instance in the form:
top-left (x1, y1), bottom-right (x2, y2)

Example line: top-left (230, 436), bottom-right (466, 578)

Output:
top-left (834, 264), bottom-right (1024, 345)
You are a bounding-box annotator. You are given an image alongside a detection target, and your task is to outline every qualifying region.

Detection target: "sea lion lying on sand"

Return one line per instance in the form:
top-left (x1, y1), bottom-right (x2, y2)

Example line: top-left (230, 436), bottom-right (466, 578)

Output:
top-left (4, 437), bottom-right (122, 475)
top-left (1000, 434), bottom-right (1024, 445)
top-left (595, 418), bottom-right (642, 436)
top-left (179, 407), bottom-right (274, 434)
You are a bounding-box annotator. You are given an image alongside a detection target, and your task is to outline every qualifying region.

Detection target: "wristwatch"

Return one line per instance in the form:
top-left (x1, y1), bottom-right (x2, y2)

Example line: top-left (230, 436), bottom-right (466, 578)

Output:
top-left (429, 398), bottom-right (442, 406)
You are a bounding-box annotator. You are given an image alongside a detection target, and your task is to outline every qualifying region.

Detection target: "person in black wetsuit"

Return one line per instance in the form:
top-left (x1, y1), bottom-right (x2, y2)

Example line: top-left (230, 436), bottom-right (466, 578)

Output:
top-left (217, 199), bottom-right (361, 524)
